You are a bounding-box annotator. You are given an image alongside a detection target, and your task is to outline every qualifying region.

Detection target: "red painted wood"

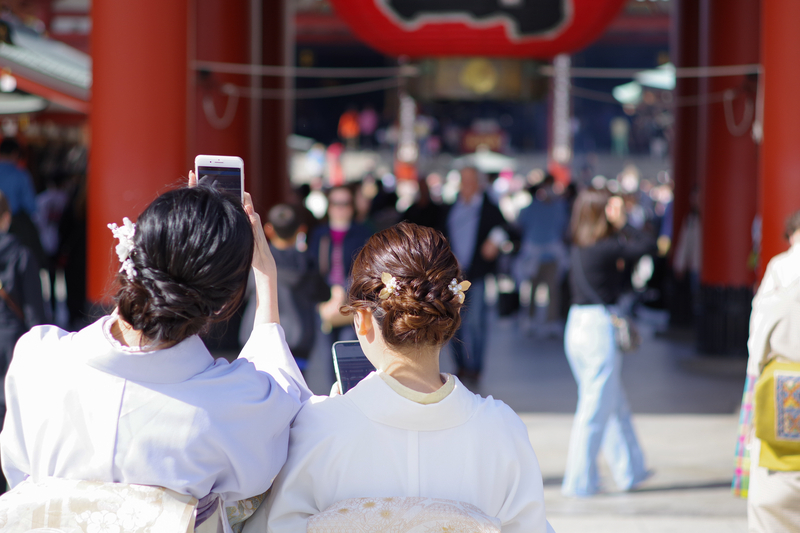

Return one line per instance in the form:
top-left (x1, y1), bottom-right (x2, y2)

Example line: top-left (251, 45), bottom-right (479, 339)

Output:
top-left (670, 0), bottom-right (699, 261)
top-left (88, 0), bottom-right (189, 303)
top-left (698, 0), bottom-right (759, 286)
top-left (759, 0), bottom-right (800, 277)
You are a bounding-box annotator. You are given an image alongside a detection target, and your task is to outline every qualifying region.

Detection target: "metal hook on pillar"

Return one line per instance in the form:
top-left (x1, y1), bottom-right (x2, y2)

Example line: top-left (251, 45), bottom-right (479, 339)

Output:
top-left (202, 83), bottom-right (239, 130)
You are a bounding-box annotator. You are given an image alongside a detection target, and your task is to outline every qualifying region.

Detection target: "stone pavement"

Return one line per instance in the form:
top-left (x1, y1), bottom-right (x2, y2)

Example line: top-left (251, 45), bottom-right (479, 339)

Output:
top-left (304, 309), bottom-right (750, 533)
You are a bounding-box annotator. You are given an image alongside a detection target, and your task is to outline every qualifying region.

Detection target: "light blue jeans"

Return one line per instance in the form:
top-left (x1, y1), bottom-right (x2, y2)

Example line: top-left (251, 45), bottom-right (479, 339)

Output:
top-left (562, 304), bottom-right (648, 496)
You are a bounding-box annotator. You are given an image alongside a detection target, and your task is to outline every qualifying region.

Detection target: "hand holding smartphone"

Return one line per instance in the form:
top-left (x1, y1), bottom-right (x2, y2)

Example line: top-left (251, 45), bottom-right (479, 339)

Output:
top-left (194, 155), bottom-right (245, 202)
top-left (332, 340), bottom-right (375, 394)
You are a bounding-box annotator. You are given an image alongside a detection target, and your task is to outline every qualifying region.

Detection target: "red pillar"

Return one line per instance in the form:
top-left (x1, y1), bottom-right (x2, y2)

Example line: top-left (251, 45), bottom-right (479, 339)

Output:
top-left (668, 0), bottom-right (701, 326)
top-left (88, 0), bottom-right (189, 303)
top-left (257, 0), bottom-right (290, 214)
top-left (669, 0), bottom-right (700, 255)
top-left (760, 0), bottom-right (800, 271)
top-left (190, 0), bottom-right (250, 160)
top-left (696, 0), bottom-right (760, 355)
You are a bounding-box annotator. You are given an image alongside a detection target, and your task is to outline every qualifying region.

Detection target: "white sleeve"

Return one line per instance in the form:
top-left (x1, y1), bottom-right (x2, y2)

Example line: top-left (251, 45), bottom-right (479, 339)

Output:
top-left (238, 323), bottom-right (312, 404)
top-left (0, 333), bottom-right (37, 488)
top-left (0, 370), bottom-right (30, 488)
top-left (748, 261), bottom-right (783, 375)
top-left (242, 402), bottom-right (329, 533)
top-left (495, 413), bottom-right (554, 533)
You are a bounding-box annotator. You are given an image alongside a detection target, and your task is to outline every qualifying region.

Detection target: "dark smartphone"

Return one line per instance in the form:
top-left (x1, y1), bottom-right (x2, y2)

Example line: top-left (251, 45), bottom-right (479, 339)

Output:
top-left (332, 340), bottom-right (375, 394)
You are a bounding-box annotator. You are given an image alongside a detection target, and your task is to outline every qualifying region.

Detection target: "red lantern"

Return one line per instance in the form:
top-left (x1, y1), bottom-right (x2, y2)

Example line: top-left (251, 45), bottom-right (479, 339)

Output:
top-left (328, 0), bottom-right (627, 58)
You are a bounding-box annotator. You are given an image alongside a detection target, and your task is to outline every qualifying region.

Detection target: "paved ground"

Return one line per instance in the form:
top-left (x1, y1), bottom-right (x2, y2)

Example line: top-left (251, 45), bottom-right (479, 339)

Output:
top-left (303, 307), bottom-right (749, 532)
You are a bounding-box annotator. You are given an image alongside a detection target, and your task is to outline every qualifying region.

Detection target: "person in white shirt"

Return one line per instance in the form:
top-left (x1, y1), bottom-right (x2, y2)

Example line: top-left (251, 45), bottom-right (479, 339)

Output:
top-left (248, 221), bottom-right (554, 533)
top-left (0, 179), bottom-right (311, 526)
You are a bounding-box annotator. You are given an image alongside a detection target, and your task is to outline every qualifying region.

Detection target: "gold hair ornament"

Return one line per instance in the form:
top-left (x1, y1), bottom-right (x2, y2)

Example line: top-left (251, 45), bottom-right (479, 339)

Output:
top-left (379, 272), bottom-right (399, 300)
top-left (449, 278), bottom-right (471, 304)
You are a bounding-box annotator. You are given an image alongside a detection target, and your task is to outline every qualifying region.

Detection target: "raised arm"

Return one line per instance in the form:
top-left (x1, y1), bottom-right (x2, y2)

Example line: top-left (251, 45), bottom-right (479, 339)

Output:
top-left (243, 192), bottom-right (280, 327)
top-left (241, 192), bottom-right (311, 403)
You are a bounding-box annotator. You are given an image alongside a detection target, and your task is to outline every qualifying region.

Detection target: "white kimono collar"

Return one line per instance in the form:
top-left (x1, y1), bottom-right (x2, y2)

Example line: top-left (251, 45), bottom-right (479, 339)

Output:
top-left (345, 371), bottom-right (480, 431)
top-left (74, 316), bottom-right (216, 384)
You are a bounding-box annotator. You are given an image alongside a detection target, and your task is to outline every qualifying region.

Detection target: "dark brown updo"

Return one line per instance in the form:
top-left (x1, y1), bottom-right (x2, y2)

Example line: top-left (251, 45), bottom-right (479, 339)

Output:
top-left (113, 185), bottom-right (254, 345)
top-left (342, 221), bottom-right (464, 347)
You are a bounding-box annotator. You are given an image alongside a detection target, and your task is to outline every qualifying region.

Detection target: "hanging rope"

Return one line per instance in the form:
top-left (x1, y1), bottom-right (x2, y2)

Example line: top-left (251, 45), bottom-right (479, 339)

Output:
top-left (202, 83), bottom-right (239, 129)
top-left (537, 64), bottom-right (761, 79)
top-left (723, 89), bottom-right (755, 137)
top-left (192, 60), bottom-right (419, 79)
top-left (222, 77), bottom-right (404, 100)
top-left (752, 70), bottom-right (765, 144)
top-left (571, 87), bottom-right (734, 108)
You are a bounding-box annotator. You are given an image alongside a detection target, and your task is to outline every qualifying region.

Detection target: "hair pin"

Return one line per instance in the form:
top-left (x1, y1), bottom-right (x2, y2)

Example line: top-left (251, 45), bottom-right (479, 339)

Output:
top-left (108, 217), bottom-right (137, 281)
top-left (449, 278), bottom-right (471, 304)
top-left (379, 272), bottom-right (398, 300)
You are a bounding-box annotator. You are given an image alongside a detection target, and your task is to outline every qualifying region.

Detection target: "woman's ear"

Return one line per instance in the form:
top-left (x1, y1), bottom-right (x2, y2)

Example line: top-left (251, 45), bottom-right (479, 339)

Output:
top-left (354, 309), bottom-right (373, 336)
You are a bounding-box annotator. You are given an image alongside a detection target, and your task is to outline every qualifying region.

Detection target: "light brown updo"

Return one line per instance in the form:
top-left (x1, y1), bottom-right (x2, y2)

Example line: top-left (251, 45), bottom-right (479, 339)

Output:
top-left (342, 221), bottom-right (464, 347)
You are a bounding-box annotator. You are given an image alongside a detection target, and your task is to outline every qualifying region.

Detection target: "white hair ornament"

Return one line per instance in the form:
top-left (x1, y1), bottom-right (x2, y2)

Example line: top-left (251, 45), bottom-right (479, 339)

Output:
top-left (108, 217), bottom-right (137, 281)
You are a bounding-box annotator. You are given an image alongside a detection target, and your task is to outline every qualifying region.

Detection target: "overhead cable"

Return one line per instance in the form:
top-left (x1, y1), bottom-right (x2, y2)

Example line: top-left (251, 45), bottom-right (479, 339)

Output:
top-left (192, 60), bottom-right (419, 78)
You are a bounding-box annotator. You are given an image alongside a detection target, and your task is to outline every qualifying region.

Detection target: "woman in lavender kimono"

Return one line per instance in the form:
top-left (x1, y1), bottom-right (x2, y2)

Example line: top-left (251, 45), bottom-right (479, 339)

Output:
top-left (0, 178), bottom-right (310, 528)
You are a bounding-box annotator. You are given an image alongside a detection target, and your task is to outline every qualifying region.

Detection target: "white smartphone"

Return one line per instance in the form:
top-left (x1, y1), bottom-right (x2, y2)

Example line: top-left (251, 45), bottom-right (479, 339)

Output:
top-left (194, 155), bottom-right (245, 202)
top-left (332, 340), bottom-right (375, 394)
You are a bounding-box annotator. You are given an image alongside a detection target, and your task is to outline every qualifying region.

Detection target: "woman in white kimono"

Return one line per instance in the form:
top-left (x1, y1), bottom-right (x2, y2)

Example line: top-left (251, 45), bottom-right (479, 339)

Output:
top-left (0, 181), bottom-right (310, 525)
top-left (248, 221), bottom-right (554, 533)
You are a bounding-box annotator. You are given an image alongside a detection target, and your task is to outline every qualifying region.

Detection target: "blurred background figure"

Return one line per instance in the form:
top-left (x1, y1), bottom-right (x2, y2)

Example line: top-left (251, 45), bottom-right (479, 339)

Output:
top-left (0, 138), bottom-right (45, 274)
top-left (562, 189), bottom-right (655, 497)
top-left (358, 105), bottom-right (379, 149)
top-left (240, 204), bottom-right (330, 373)
top-left (514, 174), bottom-right (569, 338)
top-left (34, 172), bottom-right (69, 322)
top-left (338, 106), bottom-right (360, 150)
top-left (673, 187), bottom-right (702, 316)
top-left (57, 173), bottom-right (87, 330)
top-left (0, 190), bottom-right (45, 491)
top-left (403, 176), bottom-right (444, 232)
top-left (309, 185), bottom-right (372, 371)
top-left (443, 166), bottom-right (507, 385)
top-left (610, 116), bottom-right (630, 158)
top-left (0, 139), bottom-right (35, 219)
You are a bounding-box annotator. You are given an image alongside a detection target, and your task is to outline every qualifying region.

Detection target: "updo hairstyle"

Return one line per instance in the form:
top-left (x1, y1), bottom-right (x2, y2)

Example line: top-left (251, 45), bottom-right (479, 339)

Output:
top-left (114, 186), bottom-right (254, 345)
top-left (342, 221), bottom-right (464, 348)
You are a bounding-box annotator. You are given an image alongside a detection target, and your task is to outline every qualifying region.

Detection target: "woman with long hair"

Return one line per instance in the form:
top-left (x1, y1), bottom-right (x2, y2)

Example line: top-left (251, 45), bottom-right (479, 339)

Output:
top-left (561, 188), bottom-right (654, 497)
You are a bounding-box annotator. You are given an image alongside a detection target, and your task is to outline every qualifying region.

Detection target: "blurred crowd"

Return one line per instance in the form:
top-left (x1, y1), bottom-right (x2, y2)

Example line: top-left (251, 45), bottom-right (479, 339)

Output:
top-left (0, 134), bottom-right (88, 338)
top-left (257, 158), bottom-right (679, 385)
top-left (0, 130), bottom-right (682, 386)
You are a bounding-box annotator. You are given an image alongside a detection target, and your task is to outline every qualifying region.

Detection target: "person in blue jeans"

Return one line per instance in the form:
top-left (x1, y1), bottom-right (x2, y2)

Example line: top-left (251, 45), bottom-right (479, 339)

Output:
top-left (562, 189), bottom-right (655, 497)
